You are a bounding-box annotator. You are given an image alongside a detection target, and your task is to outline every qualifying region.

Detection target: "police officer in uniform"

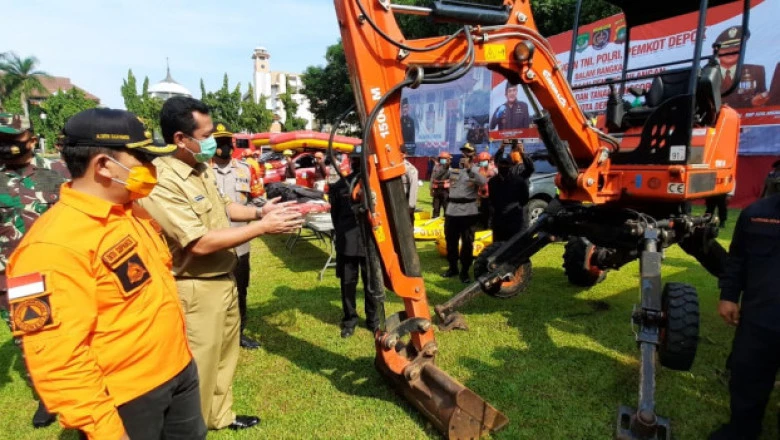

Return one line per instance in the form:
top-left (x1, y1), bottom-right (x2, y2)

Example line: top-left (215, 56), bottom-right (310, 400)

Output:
top-left (711, 186), bottom-right (780, 439)
top-left (716, 26), bottom-right (768, 109)
top-left (489, 140), bottom-right (535, 242)
top-left (441, 143), bottom-right (487, 283)
top-left (401, 97), bottom-right (416, 146)
top-left (400, 144), bottom-right (418, 220)
top-left (211, 123), bottom-right (263, 350)
top-left (0, 116), bottom-right (66, 428)
top-left (329, 148), bottom-right (380, 338)
top-left (430, 151), bottom-right (451, 218)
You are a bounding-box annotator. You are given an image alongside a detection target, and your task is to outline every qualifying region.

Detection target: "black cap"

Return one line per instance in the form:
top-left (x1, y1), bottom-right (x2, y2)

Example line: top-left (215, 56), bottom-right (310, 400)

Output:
top-left (63, 108), bottom-right (176, 155)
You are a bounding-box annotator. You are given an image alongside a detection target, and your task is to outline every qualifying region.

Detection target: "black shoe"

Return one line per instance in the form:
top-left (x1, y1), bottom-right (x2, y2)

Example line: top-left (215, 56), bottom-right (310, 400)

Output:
top-left (240, 334), bottom-right (261, 350)
top-left (341, 327), bottom-right (355, 338)
top-left (32, 401), bottom-right (56, 428)
top-left (460, 272), bottom-right (471, 284)
top-left (441, 268), bottom-right (458, 278)
top-left (228, 415), bottom-right (260, 430)
top-left (707, 425), bottom-right (732, 440)
top-left (365, 322), bottom-right (380, 333)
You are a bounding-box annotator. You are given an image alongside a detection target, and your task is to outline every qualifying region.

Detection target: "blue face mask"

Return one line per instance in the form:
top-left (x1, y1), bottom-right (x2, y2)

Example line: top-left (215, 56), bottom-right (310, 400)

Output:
top-left (186, 135), bottom-right (217, 163)
top-left (480, 160), bottom-right (489, 167)
top-left (439, 159), bottom-right (447, 165)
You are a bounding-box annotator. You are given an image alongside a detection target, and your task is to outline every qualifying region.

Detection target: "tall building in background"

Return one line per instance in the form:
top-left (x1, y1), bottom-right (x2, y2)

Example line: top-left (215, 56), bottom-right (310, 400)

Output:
top-left (252, 46), bottom-right (314, 130)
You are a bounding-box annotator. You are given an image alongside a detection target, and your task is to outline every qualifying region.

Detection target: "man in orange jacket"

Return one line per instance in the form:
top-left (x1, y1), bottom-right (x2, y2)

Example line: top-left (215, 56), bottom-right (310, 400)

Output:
top-left (6, 108), bottom-right (206, 440)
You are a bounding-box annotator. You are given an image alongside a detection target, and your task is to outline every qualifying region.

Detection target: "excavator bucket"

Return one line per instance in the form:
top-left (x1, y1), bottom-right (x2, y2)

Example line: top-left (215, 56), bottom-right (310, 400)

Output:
top-left (376, 340), bottom-right (508, 439)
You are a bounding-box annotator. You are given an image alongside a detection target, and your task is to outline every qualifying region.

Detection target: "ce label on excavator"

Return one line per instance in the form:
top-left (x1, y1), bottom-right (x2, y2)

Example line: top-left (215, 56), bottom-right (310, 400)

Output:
top-left (484, 44), bottom-right (507, 62)
top-left (667, 183), bottom-right (685, 194)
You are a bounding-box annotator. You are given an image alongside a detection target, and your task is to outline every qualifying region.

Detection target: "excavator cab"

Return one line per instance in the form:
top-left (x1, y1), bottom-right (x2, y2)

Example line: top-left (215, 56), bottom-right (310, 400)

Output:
top-left (569, 0), bottom-right (750, 176)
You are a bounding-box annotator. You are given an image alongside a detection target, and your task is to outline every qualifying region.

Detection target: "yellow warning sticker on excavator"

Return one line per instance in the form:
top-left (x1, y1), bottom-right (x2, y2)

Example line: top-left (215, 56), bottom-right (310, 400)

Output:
top-left (375, 226), bottom-right (386, 243)
top-left (484, 44), bottom-right (507, 62)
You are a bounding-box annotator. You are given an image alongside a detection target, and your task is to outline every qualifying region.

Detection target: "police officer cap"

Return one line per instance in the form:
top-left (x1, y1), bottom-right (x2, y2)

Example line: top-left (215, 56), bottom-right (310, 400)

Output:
top-left (63, 108), bottom-right (176, 156)
top-left (715, 26), bottom-right (745, 49)
top-left (460, 142), bottom-right (475, 153)
top-left (213, 122), bottom-right (233, 139)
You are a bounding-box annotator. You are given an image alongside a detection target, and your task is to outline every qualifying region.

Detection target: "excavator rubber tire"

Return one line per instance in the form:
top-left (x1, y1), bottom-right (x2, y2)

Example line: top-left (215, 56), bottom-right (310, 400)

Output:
top-left (659, 282), bottom-right (699, 371)
top-left (474, 242), bottom-right (532, 299)
top-left (563, 236), bottom-right (606, 287)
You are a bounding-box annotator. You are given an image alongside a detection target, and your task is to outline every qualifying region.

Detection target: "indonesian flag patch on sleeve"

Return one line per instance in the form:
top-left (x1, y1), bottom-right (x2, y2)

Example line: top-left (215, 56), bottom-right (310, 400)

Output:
top-left (7, 273), bottom-right (54, 334)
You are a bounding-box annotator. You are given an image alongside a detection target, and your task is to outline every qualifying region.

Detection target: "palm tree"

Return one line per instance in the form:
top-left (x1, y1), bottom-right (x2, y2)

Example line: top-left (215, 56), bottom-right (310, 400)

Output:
top-left (0, 52), bottom-right (49, 119)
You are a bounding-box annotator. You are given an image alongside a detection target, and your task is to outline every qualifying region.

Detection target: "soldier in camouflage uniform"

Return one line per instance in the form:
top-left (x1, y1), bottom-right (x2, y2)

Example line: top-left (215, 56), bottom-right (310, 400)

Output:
top-left (0, 116), bottom-right (67, 428)
top-left (49, 132), bottom-right (71, 180)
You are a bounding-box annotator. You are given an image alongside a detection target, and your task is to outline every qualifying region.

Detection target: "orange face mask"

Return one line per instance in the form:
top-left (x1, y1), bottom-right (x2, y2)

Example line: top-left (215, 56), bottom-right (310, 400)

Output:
top-left (108, 156), bottom-right (158, 200)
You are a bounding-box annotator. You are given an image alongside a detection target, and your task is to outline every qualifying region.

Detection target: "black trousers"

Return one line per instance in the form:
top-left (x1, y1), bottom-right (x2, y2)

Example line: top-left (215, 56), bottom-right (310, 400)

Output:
top-left (338, 255), bottom-right (379, 329)
top-left (477, 198), bottom-right (491, 230)
top-left (431, 188), bottom-right (448, 218)
top-left (706, 194), bottom-right (729, 226)
top-left (234, 253), bottom-right (250, 333)
top-left (723, 321), bottom-right (780, 439)
top-left (444, 214), bottom-right (478, 274)
top-left (79, 361), bottom-right (206, 440)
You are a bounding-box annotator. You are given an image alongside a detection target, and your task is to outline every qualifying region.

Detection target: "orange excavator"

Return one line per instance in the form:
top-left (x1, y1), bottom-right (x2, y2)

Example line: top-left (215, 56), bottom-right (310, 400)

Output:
top-left (331, 0), bottom-right (750, 438)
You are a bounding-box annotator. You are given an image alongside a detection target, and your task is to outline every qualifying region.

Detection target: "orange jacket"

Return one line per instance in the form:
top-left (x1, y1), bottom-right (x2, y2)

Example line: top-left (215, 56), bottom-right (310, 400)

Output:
top-left (7, 185), bottom-right (191, 440)
top-left (477, 166), bottom-right (494, 198)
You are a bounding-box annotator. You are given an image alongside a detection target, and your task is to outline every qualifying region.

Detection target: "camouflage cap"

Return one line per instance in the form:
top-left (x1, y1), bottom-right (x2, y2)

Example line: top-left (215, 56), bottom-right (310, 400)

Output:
top-left (0, 113), bottom-right (31, 136)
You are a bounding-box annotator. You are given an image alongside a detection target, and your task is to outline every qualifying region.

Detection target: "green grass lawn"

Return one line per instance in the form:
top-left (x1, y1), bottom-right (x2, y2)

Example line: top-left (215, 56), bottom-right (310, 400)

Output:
top-left (0, 184), bottom-right (777, 439)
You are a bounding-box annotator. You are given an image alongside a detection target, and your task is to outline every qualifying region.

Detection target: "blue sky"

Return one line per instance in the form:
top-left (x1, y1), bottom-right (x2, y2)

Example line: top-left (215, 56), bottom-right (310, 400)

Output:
top-left (6, 0), bottom-right (342, 109)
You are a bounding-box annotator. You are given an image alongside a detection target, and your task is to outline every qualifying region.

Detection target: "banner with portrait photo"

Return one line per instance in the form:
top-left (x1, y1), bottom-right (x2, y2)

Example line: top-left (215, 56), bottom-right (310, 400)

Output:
top-left (546, 0), bottom-right (780, 156)
top-left (399, 68), bottom-right (492, 157)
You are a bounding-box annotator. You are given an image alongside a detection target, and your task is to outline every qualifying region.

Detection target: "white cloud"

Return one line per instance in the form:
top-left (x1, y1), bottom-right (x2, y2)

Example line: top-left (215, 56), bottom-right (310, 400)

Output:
top-left (5, 0), bottom-right (341, 108)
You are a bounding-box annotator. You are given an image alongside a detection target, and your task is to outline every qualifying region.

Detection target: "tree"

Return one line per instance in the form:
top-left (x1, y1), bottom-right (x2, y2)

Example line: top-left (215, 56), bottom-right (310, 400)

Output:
top-left (279, 79), bottom-right (307, 131)
top-left (120, 69), bottom-right (164, 132)
top-left (29, 88), bottom-right (97, 153)
top-left (301, 42), bottom-right (359, 130)
top-left (200, 74), bottom-right (242, 129)
top-left (238, 84), bottom-right (274, 132)
top-left (0, 52), bottom-right (49, 120)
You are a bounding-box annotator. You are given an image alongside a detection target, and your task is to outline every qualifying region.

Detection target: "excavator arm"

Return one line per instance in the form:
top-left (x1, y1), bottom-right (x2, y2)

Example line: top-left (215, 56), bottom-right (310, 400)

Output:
top-left (332, 1), bottom-right (611, 438)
